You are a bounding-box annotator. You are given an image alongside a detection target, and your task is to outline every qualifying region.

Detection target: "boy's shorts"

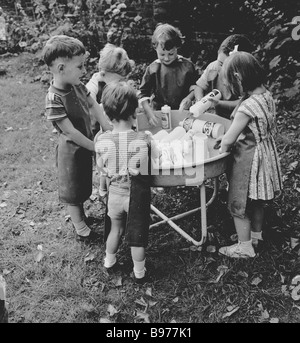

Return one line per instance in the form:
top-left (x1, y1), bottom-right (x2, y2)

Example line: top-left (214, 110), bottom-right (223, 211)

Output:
top-left (107, 192), bottom-right (130, 220)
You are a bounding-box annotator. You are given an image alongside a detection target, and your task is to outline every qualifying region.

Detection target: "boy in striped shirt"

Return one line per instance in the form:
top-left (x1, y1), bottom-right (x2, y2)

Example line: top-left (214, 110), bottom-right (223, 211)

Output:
top-left (95, 81), bottom-right (158, 283)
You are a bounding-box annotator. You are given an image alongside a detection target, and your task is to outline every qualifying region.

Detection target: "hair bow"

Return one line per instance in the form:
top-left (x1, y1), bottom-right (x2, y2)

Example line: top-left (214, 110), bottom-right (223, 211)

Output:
top-left (229, 45), bottom-right (239, 55)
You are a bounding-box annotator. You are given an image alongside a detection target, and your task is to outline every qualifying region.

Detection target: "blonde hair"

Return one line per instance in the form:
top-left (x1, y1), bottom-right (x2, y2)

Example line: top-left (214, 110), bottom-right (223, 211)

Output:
top-left (98, 43), bottom-right (134, 77)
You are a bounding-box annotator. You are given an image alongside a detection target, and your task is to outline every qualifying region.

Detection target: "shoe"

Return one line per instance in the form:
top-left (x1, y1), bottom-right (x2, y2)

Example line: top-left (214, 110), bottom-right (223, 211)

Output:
top-left (104, 262), bottom-right (123, 275)
top-left (76, 230), bottom-right (101, 244)
top-left (252, 238), bottom-right (264, 248)
top-left (131, 269), bottom-right (153, 285)
top-left (219, 241), bottom-right (256, 258)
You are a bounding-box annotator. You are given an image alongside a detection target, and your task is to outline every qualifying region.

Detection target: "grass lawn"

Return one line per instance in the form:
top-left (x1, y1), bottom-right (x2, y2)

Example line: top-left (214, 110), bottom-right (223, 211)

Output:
top-left (0, 52), bottom-right (300, 323)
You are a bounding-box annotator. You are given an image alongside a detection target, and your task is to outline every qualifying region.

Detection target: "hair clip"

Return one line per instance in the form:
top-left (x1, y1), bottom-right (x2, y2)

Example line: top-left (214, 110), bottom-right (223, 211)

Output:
top-left (229, 45), bottom-right (239, 55)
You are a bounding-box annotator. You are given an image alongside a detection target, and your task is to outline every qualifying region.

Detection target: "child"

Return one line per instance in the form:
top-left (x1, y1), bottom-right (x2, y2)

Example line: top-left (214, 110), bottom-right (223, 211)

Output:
top-left (86, 43), bottom-right (135, 136)
top-left (139, 23), bottom-right (198, 126)
top-left (42, 35), bottom-right (111, 243)
top-left (218, 52), bottom-right (282, 258)
top-left (194, 34), bottom-right (254, 118)
top-left (95, 81), bottom-right (157, 284)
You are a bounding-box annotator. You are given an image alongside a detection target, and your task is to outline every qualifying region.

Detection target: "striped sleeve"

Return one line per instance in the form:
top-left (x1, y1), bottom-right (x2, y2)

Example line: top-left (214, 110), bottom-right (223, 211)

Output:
top-left (45, 91), bottom-right (67, 122)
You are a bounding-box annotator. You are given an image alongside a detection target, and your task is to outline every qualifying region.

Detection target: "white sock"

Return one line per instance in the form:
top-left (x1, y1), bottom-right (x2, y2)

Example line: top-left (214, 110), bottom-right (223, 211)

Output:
top-left (239, 239), bottom-right (253, 247)
top-left (104, 251), bottom-right (117, 268)
top-left (251, 231), bottom-right (263, 240)
top-left (73, 220), bottom-right (90, 237)
top-left (133, 259), bottom-right (146, 279)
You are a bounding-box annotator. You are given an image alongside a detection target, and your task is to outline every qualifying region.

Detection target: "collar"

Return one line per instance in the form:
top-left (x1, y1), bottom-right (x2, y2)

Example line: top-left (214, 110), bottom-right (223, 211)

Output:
top-left (154, 55), bottom-right (184, 64)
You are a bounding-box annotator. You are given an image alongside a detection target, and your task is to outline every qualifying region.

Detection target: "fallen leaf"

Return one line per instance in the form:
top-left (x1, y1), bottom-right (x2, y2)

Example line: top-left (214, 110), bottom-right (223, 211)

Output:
top-left (206, 245), bottom-right (216, 253)
top-left (293, 304), bottom-right (300, 311)
top-left (222, 306), bottom-right (239, 319)
top-left (99, 317), bottom-right (112, 323)
top-left (251, 276), bottom-right (262, 286)
top-left (281, 285), bottom-right (290, 296)
top-left (237, 271), bottom-right (248, 278)
top-left (37, 244), bottom-right (43, 251)
top-left (112, 275), bottom-right (122, 287)
top-left (190, 245), bottom-right (202, 251)
top-left (262, 310), bottom-right (269, 319)
top-left (107, 304), bottom-right (119, 317)
top-left (84, 252), bottom-right (95, 263)
top-left (172, 297), bottom-right (179, 303)
top-left (135, 311), bottom-right (150, 323)
top-left (0, 202), bottom-right (7, 208)
top-left (148, 300), bottom-right (158, 307)
top-left (2, 269), bottom-right (11, 275)
top-left (289, 161), bottom-right (298, 170)
top-left (35, 251), bottom-right (44, 263)
top-left (145, 287), bottom-right (152, 297)
top-left (135, 297), bottom-right (148, 308)
top-left (209, 265), bottom-right (228, 284)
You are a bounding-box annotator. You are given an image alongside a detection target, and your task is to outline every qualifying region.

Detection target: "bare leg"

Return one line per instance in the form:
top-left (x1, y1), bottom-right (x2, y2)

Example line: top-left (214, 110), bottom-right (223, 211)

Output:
top-left (250, 200), bottom-right (264, 245)
top-left (68, 204), bottom-right (90, 236)
top-left (219, 214), bottom-right (255, 258)
top-left (131, 247), bottom-right (145, 262)
top-left (251, 203), bottom-right (264, 233)
top-left (131, 246), bottom-right (146, 279)
top-left (233, 215), bottom-right (251, 242)
top-left (106, 218), bottom-right (125, 254)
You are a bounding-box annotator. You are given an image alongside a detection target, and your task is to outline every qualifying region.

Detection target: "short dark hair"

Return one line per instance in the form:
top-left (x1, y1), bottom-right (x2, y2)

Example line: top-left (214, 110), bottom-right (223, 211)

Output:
top-left (42, 35), bottom-right (86, 66)
top-left (218, 34), bottom-right (254, 56)
top-left (221, 52), bottom-right (266, 96)
top-left (101, 81), bottom-right (138, 122)
top-left (152, 23), bottom-right (183, 50)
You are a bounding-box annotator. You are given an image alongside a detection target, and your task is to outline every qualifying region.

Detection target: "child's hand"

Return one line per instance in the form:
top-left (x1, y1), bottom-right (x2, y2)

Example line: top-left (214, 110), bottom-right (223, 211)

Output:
top-left (148, 113), bottom-right (159, 127)
top-left (208, 97), bottom-right (220, 108)
top-left (179, 98), bottom-right (192, 111)
top-left (213, 134), bottom-right (224, 150)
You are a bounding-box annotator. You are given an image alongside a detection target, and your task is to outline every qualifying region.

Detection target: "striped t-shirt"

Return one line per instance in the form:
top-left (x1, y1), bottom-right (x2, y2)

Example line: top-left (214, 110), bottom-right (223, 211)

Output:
top-left (95, 130), bottom-right (152, 195)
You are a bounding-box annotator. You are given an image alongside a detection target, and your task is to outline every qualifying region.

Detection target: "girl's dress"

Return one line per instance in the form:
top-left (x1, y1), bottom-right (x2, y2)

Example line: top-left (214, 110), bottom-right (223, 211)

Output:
top-left (227, 90), bottom-right (282, 218)
top-left (45, 82), bottom-right (93, 205)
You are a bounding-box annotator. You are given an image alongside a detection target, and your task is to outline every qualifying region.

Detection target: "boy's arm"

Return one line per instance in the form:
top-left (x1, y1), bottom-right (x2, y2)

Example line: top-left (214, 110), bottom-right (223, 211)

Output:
top-left (179, 86), bottom-right (197, 111)
top-left (139, 65), bottom-right (159, 126)
top-left (194, 85), bottom-right (205, 102)
top-left (86, 72), bottom-right (101, 101)
top-left (140, 100), bottom-right (159, 126)
top-left (55, 117), bottom-right (95, 151)
top-left (87, 95), bottom-right (113, 132)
